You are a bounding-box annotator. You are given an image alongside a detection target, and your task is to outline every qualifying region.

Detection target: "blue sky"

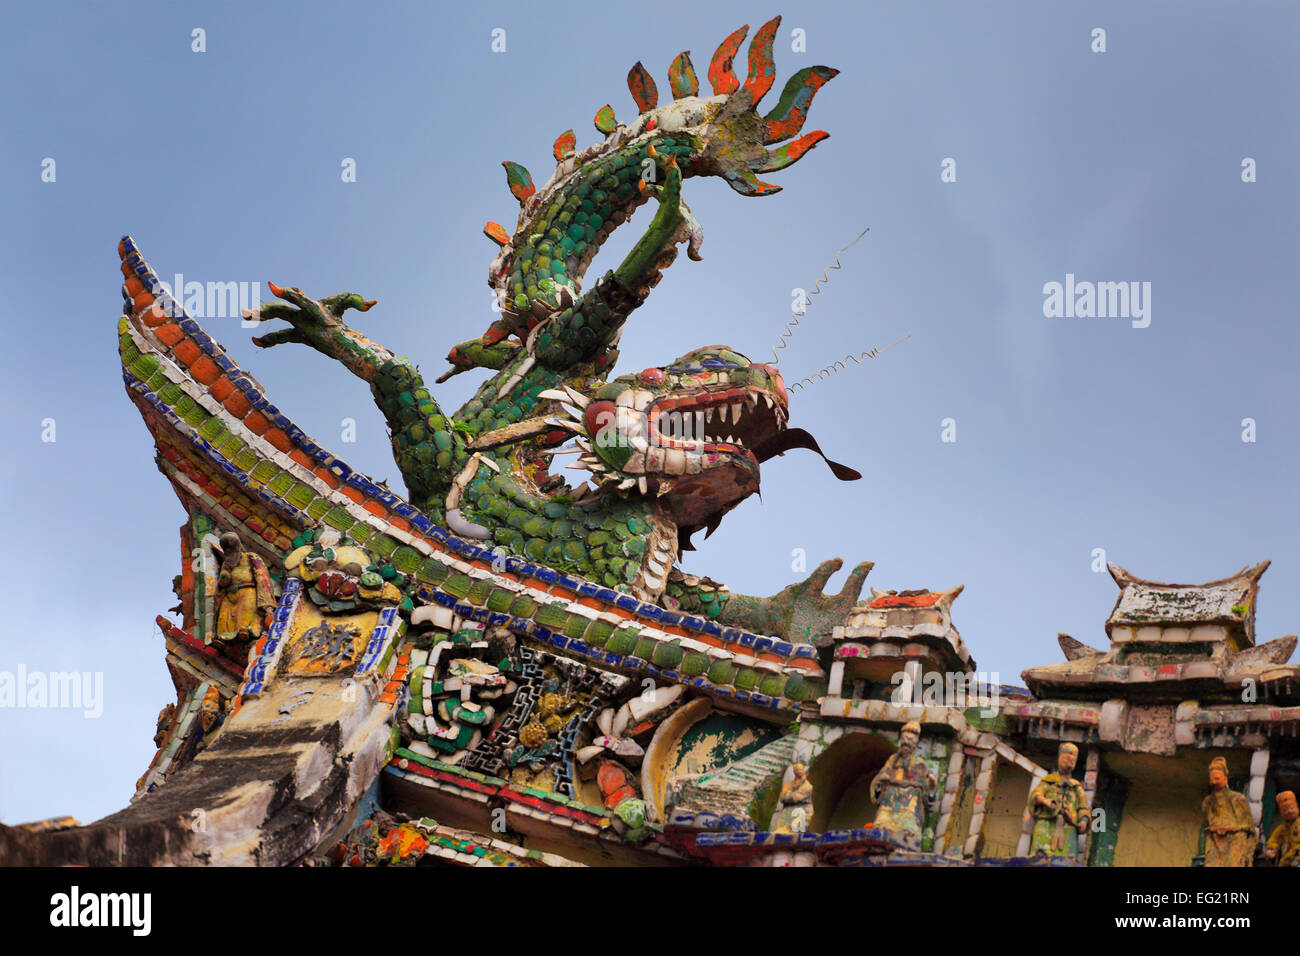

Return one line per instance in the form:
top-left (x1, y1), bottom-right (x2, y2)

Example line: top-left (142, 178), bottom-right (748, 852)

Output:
top-left (2, 1), bottom-right (1298, 824)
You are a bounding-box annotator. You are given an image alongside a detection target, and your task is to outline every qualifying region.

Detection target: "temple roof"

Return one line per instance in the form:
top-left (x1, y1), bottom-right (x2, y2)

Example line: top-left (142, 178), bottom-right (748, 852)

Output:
top-left (1105, 561), bottom-right (1268, 648)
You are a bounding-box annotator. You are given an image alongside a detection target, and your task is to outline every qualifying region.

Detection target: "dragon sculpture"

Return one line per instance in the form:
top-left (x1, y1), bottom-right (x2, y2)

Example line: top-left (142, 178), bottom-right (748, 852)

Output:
top-left (232, 15), bottom-right (868, 644)
top-left (0, 16), bottom-right (887, 866)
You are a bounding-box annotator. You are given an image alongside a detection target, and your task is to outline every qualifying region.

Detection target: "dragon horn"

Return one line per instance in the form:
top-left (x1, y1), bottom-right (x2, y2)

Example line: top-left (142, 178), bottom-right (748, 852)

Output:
top-left (742, 15), bottom-right (782, 104)
top-left (708, 24), bottom-right (748, 94)
top-left (553, 129), bottom-right (576, 161)
top-left (667, 51), bottom-right (699, 99)
top-left (502, 161), bottom-right (535, 204)
top-left (750, 130), bottom-right (830, 173)
top-left (594, 104), bottom-right (618, 134)
top-left (627, 61), bottom-right (659, 113)
top-left (484, 221), bottom-right (511, 246)
top-left (762, 66), bottom-right (838, 144)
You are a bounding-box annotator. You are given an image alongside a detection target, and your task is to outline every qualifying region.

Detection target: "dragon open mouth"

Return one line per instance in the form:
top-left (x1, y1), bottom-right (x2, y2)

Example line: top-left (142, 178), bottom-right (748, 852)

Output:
top-left (648, 386), bottom-right (787, 465)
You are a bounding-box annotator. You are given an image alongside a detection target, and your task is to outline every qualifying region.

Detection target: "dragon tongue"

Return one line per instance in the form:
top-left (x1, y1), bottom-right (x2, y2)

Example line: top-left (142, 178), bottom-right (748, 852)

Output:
top-left (757, 427), bottom-right (861, 481)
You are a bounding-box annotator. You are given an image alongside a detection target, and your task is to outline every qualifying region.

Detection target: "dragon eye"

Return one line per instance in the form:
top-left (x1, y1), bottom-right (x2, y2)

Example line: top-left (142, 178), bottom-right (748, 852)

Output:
top-left (639, 368), bottom-right (665, 385)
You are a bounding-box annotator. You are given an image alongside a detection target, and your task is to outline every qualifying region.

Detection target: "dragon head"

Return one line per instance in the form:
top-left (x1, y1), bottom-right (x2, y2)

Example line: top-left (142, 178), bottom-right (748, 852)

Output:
top-left (544, 346), bottom-right (858, 547)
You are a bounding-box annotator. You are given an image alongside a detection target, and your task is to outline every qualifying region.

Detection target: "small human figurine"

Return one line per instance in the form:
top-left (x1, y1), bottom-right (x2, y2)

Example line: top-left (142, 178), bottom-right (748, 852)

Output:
top-left (213, 531), bottom-right (276, 645)
top-left (196, 685), bottom-right (225, 752)
top-left (771, 762), bottom-right (815, 834)
top-left (1265, 790), bottom-right (1300, 867)
top-left (869, 721), bottom-right (938, 849)
top-left (1026, 743), bottom-right (1090, 858)
top-left (1200, 756), bottom-right (1255, 867)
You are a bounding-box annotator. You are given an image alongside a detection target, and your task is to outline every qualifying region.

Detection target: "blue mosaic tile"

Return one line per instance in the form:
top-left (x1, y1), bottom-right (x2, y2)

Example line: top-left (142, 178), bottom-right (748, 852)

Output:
top-left (738, 633), bottom-right (756, 648)
top-left (533, 625), bottom-right (554, 644)
top-left (771, 640), bottom-right (794, 657)
top-left (750, 693), bottom-right (772, 707)
top-left (410, 515), bottom-right (434, 534)
top-left (214, 353), bottom-right (236, 372)
top-left (392, 501), bottom-right (418, 520)
top-left (732, 690), bottom-right (751, 702)
top-left (603, 652), bottom-right (624, 667)
top-left (487, 612), bottom-right (509, 628)
top-left (558, 574), bottom-right (583, 591)
top-left (615, 594), bottom-right (640, 612)
top-left (623, 657), bottom-right (645, 670)
top-left (700, 619), bottom-right (723, 637)
top-left (535, 567), bottom-right (559, 584)
top-left (659, 610), bottom-right (682, 626)
top-left (638, 603), bottom-right (663, 621)
top-left (680, 614), bottom-right (705, 631)
top-left (721, 628), bottom-right (743, 643)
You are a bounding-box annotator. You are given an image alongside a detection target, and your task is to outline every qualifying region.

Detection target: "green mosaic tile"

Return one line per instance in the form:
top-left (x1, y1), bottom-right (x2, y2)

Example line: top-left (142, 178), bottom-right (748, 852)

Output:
top-left (507, 594), bottom-right (536, 618)
top-left (585, 619), bottom-right (614, 646)
top-left (285, 482), bottom-right (316, 509)
top-left (249, 460), bottom-right (279, 484)
top-left (443, 573), bottom-right (472, 599)
top-left (486, 588), bottom-right (514, 614)
top-left (563, 615), bottom-right (589, 640)
top-left (390, 546), bottom-right (422, 574)
top-left (680, 652), bottom-right (709, 677)
top-left (707, 660), bottom-right (737, 684)
top-left (267, 472), bottom-right (294, 496)
top-left (157, 382), bottom-right (184, 405)
top-left (217, 434), bottom-right (245, 459)
top-left (181, 404), bottom-right (208, 428)
top-left (304, 497), bottom-right (331, 521)
top-left (232, 448), bottom-right (260, 473)
top-left (733, 667), bottom-right (760, 691)
top-left (144, 368), bottom-right (170, 393)
top-left (120, 342), bottom-right (141, 367)
top-left (759, 674), bottom-right (788, 698)
top-left (369, 533), bottom-right (398, 557)
top-left (606, 627), bottom-right (640, 656)
top-left (535, 601), bottom-right (569, 629)
top-left (467, 577), bottom-right (493, 606)
top-left (419, 558), bottom-right (450, 585)
top-left (197, 416), bottom-right (227, 442)
top-left (323, 505), bottom-right (355, 531)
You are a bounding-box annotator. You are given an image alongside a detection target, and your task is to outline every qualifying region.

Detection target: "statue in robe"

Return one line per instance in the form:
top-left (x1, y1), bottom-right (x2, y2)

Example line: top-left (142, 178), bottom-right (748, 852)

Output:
top-left (1026, 743), bottom-right (1090, 858)
top-left (213, 531), bottom-right (276, 645)
top-left (1265, 790), bottom-right (1300, 867)
top-left (1201, 756), bottom-right (1255, 867)
top-left (771, 762), bottom-right (814, 834)
top-left (869, 721), bottom-right (937, 850)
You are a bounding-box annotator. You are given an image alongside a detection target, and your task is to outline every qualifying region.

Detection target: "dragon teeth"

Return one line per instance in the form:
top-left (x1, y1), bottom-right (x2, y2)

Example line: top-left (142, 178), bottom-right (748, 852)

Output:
top-left (706, 407), bottom-right (715, 424)
top-left (732, 403), bottom-right (743, 421)
top-left (562, 385), bottom-right (590, 408)
top-left (718, 405), bottom-right (728, 424)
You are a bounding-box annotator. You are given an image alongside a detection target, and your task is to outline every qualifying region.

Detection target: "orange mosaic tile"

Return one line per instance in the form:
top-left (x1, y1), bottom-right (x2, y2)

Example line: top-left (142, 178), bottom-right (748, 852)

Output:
top-left (243, 410), bottom-right (271, 435)
top-left (190, 356), bottom-right (220, 386)
top-left (264, 428), bottom-right (293, 453)
top-left (155, 323), bottom-right (185, 347)
top-left (224, 390), bottom-right (251, 418)
top-left (210, 377), bottom-right (235, 402)
top-left (172, 338), bottom-right (201, 366)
